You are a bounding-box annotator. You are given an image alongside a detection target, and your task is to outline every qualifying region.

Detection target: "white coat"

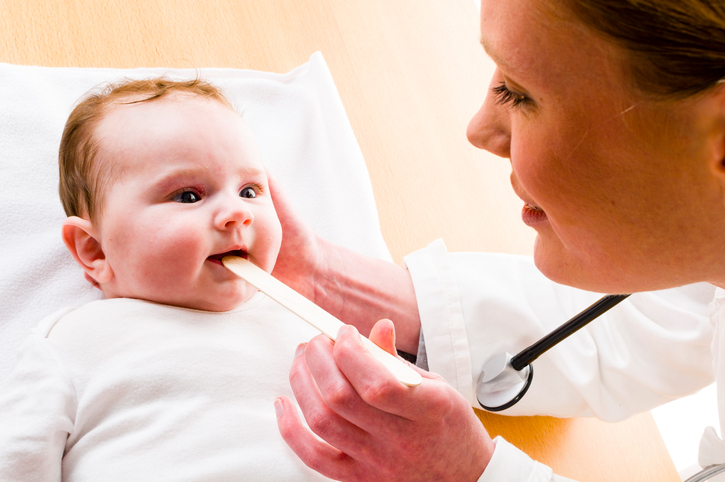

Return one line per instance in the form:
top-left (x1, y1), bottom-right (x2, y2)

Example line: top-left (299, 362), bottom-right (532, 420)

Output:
top-left (405, 239), bottom-right (723, 481)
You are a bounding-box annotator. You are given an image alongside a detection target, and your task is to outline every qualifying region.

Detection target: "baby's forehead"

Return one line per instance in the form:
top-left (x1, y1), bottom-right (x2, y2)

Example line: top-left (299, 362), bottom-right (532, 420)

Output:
top-left (94, 92), bottom-right (254, 174)
top-left (98, 93), bottom-right (243, 143)
top-left (105, 91), bottom-right (234, 117)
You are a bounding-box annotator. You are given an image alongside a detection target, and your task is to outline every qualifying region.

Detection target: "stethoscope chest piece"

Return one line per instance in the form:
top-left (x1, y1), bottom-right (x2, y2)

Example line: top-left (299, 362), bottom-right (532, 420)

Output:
top-left (476, 294), bottom-right (630, 412)
top-left (476, 352), bottom-right (533, 412)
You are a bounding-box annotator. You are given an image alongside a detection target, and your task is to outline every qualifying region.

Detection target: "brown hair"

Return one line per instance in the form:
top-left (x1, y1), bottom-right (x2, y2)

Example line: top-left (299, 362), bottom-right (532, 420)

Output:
top-left (58, 77), bottom-right (234, 220)
top-left (562, 0), bottom-right (725, 99)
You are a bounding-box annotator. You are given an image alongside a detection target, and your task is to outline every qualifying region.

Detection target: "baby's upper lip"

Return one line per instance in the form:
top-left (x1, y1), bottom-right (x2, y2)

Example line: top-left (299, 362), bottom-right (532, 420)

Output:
top-left (208, 247), bottom-right (248, 262)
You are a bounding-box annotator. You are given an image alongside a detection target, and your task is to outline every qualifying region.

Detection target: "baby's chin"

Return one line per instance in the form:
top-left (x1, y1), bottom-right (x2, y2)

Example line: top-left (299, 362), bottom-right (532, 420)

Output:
top-left (154, 283), bottom-right (258, 313)
top-left (102, 281), bottom-right (259, 312)
top-left (196, 287), bottom-right (259, 312)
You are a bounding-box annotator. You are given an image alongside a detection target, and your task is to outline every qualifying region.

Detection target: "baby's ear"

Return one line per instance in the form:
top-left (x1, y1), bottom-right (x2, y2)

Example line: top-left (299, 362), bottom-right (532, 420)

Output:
top-left (61, 216), bottom-right (113, 289)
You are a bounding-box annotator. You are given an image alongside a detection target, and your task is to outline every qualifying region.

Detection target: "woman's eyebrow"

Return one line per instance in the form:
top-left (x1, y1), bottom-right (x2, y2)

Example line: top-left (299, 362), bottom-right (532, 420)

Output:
top-left (479, 37), bottom-right (498, 62)
top-left (479, 36), bottom-right (512, 71)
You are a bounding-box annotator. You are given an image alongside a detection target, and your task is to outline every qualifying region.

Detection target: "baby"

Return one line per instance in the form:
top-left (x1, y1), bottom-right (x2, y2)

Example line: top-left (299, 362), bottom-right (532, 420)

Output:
top-left (0, 78), bottom-right (330, 481)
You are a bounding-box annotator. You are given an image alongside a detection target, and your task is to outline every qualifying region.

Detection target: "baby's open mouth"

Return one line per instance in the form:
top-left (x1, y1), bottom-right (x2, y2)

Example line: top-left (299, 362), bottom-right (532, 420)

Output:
top-left (208, 250), bottom-right (247, 264)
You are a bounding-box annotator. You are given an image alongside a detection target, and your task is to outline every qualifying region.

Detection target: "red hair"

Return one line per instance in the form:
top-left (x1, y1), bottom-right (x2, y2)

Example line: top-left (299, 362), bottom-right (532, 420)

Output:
top-left (58, 77), bottom-right (234, 219)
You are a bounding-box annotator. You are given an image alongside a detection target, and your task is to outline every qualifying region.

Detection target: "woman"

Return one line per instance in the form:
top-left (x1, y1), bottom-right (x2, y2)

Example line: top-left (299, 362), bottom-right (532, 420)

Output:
top-left (270, 0), bottom-right (725, 480)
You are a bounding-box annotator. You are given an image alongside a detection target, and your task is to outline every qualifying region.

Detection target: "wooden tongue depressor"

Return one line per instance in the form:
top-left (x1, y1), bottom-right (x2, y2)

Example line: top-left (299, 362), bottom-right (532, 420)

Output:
top-left (222, 256), bottom-right (422, 387)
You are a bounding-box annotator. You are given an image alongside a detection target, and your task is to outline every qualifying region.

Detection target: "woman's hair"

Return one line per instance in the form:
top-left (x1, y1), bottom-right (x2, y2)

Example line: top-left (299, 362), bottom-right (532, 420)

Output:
top-left (562, 0), bottom-right (725, 99)
top-left (59, 77), bottom-right (234, 220)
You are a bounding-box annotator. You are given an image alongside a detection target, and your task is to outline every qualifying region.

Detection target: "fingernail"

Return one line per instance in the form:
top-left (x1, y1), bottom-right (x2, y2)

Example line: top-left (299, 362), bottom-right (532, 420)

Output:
top-left (294, 343), bottom-right (306, 358)
top-left (274, 398), bottom-right (284, 417)
top-left (337, 325), bottom-right (349, 337)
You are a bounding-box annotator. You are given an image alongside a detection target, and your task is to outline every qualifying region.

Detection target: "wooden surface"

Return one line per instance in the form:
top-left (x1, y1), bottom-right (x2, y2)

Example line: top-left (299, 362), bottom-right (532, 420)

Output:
top-left (0, 0), bottom-right (679, 480)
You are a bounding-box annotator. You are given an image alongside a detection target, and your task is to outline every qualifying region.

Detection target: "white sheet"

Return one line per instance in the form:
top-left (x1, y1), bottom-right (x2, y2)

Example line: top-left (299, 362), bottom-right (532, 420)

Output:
top-left (0, 52), bottom-right (392, 383)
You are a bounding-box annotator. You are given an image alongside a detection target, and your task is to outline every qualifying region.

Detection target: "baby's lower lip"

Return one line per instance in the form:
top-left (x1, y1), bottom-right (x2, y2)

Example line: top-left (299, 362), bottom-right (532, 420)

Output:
top-left (208, 251), bottom-right (247, 265)
top-left (521, 203), bottom-right (547, 226)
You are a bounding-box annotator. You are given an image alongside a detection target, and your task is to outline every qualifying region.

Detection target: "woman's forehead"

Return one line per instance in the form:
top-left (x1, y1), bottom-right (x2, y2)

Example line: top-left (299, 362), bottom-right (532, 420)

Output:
top-left (480, 0), bottom-right (626, 88)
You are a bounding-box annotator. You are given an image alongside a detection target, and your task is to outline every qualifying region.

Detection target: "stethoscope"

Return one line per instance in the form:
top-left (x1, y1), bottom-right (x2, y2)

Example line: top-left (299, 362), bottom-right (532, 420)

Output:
top-left (474, 292), bottom-right (725, 481)
top-left (685, 465), bottom-right (725, 482)
top-left (476, 293), bottom-right (630, 412)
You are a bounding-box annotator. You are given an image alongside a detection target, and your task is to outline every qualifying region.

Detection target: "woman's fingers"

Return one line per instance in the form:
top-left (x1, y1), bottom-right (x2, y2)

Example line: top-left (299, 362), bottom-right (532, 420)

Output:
top-left (329, 324), bottom-right (437, 420)
top-left (266, 169), bottom-right (322, 299)
top-left (301, 332), bottom-right (412, 437)
top-left (283, 327), bottom-right (496, 481)
top-left (287, 339), bottom-right (387, 456)
top-left (367, 318), bottom-right (397, 355)
top-left (274, 395), bottom-right (358, 481)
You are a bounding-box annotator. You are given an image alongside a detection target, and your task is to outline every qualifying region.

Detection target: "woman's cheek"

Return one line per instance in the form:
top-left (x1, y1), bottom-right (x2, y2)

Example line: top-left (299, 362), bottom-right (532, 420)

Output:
top-left (511, 141), bottom-right (549, 196)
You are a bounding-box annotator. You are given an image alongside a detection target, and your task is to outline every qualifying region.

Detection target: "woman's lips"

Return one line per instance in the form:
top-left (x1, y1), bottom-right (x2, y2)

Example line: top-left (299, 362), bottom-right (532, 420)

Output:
top-left (521, 203), bottom-right (547, 226)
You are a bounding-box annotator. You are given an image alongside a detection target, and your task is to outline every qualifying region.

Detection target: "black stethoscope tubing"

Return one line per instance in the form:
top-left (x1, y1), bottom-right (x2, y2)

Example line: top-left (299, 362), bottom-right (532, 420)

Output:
top-left (510, 293), bottom-right (630, 371)
top-left (479, 293), bottom-right (630, 412)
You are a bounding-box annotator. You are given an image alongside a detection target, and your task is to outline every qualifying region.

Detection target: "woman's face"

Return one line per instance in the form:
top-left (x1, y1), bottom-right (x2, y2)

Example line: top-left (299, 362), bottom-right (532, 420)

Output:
top-left (469, 0), bottom-right (725, 292)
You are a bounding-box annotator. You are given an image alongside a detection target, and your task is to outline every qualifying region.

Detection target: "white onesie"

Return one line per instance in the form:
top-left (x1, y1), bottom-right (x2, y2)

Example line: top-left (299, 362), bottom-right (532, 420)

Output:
top-left (0, 295), bottom-right (332, 481)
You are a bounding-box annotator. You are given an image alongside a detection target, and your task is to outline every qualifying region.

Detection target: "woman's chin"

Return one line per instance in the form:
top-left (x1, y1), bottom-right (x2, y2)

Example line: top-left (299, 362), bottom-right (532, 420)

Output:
top-left (533, 246), bottom-right (638, 294)
top-left (532, 238), bottom-right (605, 292)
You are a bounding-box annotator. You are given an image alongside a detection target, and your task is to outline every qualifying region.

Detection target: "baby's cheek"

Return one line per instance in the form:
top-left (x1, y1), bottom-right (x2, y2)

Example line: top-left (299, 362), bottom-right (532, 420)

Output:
top-left (258, 221), bottom-right (283, 271)
top-left (156, 234), bottom-right (205, 266)
top-left (136, 226), bottom-right (201, 272)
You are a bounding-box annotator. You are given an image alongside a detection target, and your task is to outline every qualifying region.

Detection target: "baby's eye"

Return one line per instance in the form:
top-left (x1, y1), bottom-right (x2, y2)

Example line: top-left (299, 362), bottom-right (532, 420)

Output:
top-left (239, 186), bottom-right (257, 199)
top-left (173, 191), bottom-right (201, 203)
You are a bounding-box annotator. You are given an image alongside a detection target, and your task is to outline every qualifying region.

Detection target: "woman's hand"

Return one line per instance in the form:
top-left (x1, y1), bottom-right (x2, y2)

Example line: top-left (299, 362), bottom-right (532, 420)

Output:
top-left (267, 172), bottom-right (422, 352)
top-left (267, 171), bottom-right (326, 302)
top-left (275, 319), bottom-right (495, 481)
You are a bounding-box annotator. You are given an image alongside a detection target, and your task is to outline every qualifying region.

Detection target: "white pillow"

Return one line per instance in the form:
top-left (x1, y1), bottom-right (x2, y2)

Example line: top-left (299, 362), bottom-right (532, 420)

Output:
top-left (0, 52), bottom-right (391, 382)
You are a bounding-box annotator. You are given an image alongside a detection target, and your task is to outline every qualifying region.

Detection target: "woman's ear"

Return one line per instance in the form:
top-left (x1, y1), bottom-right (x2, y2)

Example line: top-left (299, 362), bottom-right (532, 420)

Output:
top-left (61, 216), bottom-right (113, 289)
top-left (709, 82), bottom-right (725, 186)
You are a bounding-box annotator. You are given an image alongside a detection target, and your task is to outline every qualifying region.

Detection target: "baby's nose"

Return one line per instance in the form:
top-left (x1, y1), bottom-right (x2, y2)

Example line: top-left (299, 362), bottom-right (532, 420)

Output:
top-left (216, 202), bottom-right (253, 229)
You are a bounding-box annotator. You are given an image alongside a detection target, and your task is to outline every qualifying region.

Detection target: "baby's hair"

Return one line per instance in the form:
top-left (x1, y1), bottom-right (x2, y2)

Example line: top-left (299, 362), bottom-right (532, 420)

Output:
top-left (58, 77), bottom-right (234, 220)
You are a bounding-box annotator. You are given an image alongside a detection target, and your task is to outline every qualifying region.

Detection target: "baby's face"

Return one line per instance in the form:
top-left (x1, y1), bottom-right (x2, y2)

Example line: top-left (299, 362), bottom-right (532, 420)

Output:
top-left (93, 95), bottom-right (282, 311)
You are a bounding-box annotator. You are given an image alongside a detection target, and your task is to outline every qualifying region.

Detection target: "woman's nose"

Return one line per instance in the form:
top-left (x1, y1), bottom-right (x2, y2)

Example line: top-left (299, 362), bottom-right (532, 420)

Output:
top-left (215, 198), bottom-right (254, 230)
top-left (467, 73), bottom-right (511, 159)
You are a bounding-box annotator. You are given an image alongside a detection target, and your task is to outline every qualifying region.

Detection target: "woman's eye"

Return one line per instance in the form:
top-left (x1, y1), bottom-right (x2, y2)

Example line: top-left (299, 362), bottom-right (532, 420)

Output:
top-left (492, 82), bottom-right (532, 109)
top-left (173, 191), bottom-right (201, 203)
top-left (240, 187), bottom-right (257, 199)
